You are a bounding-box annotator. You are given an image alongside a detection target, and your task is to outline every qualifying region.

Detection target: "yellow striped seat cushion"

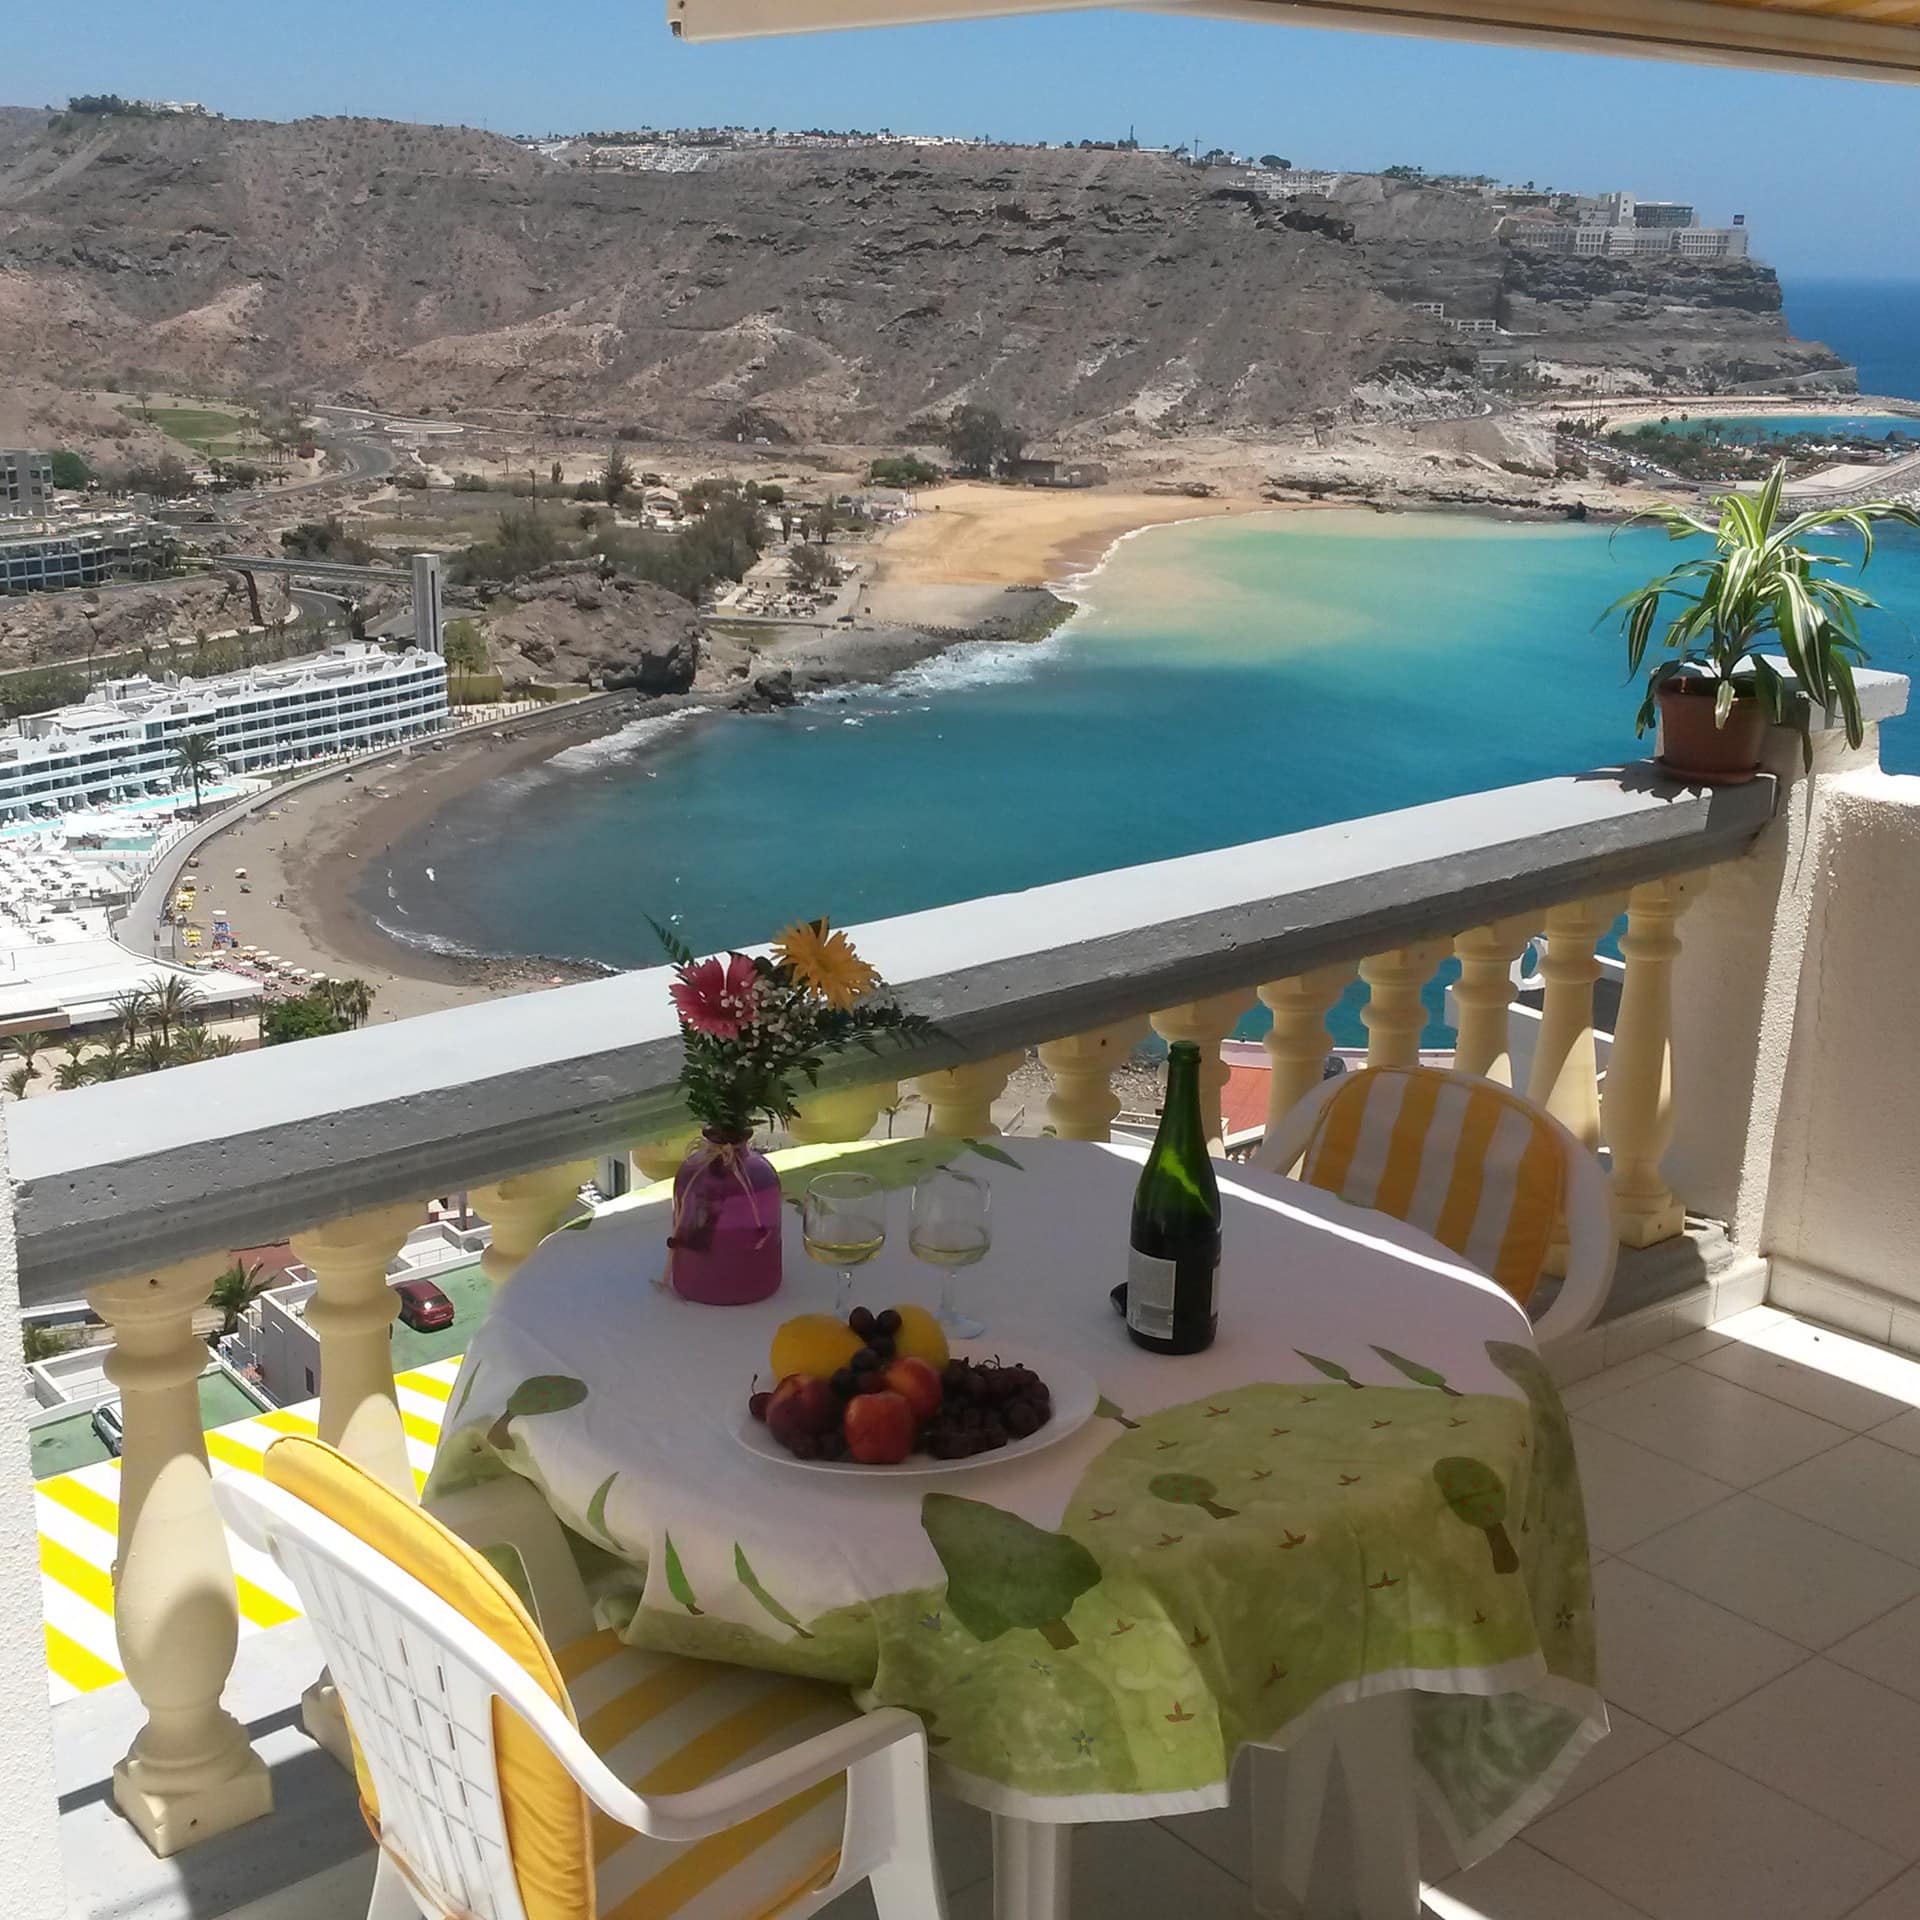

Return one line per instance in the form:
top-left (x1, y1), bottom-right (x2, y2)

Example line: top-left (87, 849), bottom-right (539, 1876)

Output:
top-left (557, 1628), bottom-right (854, 1920)
top-left (1299, 1067), bottom-right (1564, 1304)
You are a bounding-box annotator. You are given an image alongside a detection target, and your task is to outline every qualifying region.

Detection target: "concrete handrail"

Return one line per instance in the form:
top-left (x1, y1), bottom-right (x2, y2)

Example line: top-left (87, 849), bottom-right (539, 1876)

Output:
top-left (8, 763), bottom-right (1783, 1302)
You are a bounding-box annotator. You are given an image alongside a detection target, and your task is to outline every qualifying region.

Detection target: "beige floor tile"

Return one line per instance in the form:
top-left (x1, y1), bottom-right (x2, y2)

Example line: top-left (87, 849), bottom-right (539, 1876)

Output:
top-left (1425, 1839), bottom-right (1653, 1920)
top-left (1591, 1560), bottom-right (1806, 1734)
top-left (1570, 1420), bottom-right (1736, 1553)
top-left (1623, 1493), bottom-right (1920, 1648)
top-left (1549, 1702), bottom-right (1668, 1809)
top-left (947, 1813), bottom-right (1249, 1919)
top-left (1562, 1352), bottom-right (1681, 1410)
top-left (1848, 1866), bottom-right (1920, 1918)
top-left (1872, 1409), bottom-right (1920, 1458)
top-left (1686, 1660), bottom-right (1920, 1861)
top-left (1576, 1368), bottom-right (1852, 1487)
top-left (1830, 1595), bottom-right (1920, 1706)
top-left (1662, 1326), bottom-right (1737, 1362)
top-left (1527, 1742), bottom-right (1901, 1920)
top-left (1756, 1437), bottom-right (1920, 1566)
top-left (1696, 1337), bottom-right (1916, 1432)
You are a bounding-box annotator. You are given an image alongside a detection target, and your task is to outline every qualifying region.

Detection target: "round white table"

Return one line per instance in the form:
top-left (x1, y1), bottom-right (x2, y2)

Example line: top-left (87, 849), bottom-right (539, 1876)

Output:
top-left (431, 1134), bottom-right (1602, 1919)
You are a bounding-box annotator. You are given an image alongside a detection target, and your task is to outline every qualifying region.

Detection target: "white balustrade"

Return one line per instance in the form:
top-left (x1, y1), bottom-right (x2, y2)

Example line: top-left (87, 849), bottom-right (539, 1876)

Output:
top-left (1359, 941), bottom-right (1449, 1070)
top-left (1258, 966), bottom-right (1353, 1147)
top-left (1037, 1021), bottom-right (1150, 1141)
top-left (1451, 916), bottom-right (1539, 1084)
top-left (913, 1052), bottom-right (1023, 1137)
top-left (1150, 992), bottom-right (1249, 1151)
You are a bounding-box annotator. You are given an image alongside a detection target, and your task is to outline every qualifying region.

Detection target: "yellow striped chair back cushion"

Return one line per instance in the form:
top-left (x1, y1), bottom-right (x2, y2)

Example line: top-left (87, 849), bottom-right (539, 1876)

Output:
top-left (556, 1627), bottom-right (853, 1920)
top-left (1299, 1067), bottom-right (1564, 1305)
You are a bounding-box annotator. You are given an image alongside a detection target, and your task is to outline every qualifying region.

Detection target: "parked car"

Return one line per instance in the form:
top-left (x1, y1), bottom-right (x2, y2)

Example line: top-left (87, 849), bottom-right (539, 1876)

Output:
top-left (91, 1401), bottom-right (124, 1458)
top-left (393, 1278), bottom-right (454, 1332)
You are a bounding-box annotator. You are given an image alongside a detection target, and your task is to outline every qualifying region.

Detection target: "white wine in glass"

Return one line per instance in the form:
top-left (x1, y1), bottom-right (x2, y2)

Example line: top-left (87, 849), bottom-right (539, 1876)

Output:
top-left (910, 1166), bottom-right (990, 1338)
top-left (802, 1172), bottom-right (886, 1315)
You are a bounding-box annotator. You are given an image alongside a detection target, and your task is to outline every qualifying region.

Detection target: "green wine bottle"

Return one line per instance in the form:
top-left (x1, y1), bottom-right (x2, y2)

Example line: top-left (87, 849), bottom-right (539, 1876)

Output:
top-left (1127, 1041), bottom-right (1221, 1355)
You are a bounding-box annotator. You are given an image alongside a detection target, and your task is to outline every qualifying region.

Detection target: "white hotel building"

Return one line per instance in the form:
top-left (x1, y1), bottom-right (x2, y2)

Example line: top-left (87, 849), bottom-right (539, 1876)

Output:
top-left (0, 642), bottom-right (448, 820)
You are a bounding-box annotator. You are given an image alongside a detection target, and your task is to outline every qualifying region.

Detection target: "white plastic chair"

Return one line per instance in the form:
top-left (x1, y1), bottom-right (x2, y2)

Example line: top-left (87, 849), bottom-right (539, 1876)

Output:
top-left (1254, 1064), bottom-right (1617, 1347)
top-left (215, 1470), bottom-right (948, 1920)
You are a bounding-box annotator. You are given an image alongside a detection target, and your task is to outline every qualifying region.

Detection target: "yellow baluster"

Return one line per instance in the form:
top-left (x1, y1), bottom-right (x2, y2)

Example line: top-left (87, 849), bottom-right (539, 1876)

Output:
top-left (1150, 992), bottom-right (1249, 1152)
top-left (1605, 874), bottom-right (1705, 1246)
top-left (1258, 965), bottom-right (1354, 1148)
top-left (1451, 916), bottom-right (1539, 1084)
top-left (1526, 896), bottom-right (1625, 1147)
top-left (87, 1260), bottom-right (273, 1854)
top-left (1037, 1021), bottom-right (1150, 1141)
top-left (1359, 942), bottom-right (1449, 1070)
top-left (474, 1160), bottom-right (596, 1288)
top-left (789, 1082), bottom-right (897, 1146)
top-left (914, 1052), bottom-right (1023, 1137)
top-left (631, 1129), bottom-right (702, 1185)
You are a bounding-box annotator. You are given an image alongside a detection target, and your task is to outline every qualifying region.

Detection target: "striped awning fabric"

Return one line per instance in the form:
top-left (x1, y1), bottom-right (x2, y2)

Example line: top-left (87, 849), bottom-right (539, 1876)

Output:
top-left (666, 0), bottom-right (1920, 83)
top-left (36, 1358), bottom-right (461, 1703)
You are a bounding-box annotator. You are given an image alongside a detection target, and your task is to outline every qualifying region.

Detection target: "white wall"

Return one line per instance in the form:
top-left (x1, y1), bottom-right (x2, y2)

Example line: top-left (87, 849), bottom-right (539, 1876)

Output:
top-left (0, 1103), bottom-right (78, 1912)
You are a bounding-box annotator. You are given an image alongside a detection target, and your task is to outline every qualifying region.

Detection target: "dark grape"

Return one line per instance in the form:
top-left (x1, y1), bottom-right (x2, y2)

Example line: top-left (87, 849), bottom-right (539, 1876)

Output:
top-left (786, 1434), bottom-right (818, 1460)
top-left (876, 1309), bottom-right (902, 1335)
top-left (748, 1392), bottom-right (771, 1423)
top-left (830, 1369), bottom-right (858, 1399)
top-left (849, 1306), bottom-right (878, 1338)
top-left (1007, 1403), bottom-right (1038, 1437)
top-left (817, 1431), bottom-right (848, 1461)
top-left (851, 1347), bottom-right (883, 1373)
top-left (869, 1337), bottom-right (895, 1362)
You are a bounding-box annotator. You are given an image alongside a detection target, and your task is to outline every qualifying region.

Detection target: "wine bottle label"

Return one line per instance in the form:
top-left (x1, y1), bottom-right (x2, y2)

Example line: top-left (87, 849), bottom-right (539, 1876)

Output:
top-left (1126, 1249), bottom-right (1178, 1339)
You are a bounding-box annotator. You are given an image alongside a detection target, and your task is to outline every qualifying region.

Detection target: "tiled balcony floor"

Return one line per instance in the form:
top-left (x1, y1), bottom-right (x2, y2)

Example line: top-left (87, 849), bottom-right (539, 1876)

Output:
top-left (66, 1305), bottom-right (1920, 1920)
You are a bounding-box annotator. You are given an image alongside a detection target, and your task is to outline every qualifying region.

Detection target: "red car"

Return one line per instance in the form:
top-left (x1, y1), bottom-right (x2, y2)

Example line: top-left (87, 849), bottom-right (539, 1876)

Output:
top-left (393, 1278), bottom-right (455, 1332)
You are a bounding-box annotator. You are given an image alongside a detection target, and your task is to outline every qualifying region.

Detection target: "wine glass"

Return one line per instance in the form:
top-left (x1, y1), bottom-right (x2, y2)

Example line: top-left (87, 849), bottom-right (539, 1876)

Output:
top-left (802, 1172), bottom-right (886, 1315)
top-left (910, 1165), bottom-right (990, 1339)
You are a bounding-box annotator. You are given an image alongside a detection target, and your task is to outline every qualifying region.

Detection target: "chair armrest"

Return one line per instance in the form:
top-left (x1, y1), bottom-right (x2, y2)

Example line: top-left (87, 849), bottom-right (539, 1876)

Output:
top-left (1251, 1073), bottom-right (1344, 1178)
top-left (1530, 1131), bottom-right (1618, 1348)
top-left (427, 1475), bottom-right (597, 1647)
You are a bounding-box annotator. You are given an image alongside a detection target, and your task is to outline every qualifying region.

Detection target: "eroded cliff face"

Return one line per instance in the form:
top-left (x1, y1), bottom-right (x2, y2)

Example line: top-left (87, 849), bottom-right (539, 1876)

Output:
top-left (0, 107), bottom-right (1849, 440)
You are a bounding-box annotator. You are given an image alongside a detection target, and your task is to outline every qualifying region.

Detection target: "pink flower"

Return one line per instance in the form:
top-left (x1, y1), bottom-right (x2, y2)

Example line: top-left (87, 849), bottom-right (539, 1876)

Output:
top-left (670, 953), bottom-right (760, 1041)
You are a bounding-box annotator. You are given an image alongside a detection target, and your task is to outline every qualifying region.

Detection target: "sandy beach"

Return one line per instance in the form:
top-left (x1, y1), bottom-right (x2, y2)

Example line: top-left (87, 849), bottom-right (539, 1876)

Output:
top-left (869, 481), bottom-right (1270, 590)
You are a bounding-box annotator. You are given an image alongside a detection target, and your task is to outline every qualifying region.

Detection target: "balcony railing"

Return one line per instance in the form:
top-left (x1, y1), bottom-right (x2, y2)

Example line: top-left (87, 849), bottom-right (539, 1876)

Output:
top-left (12, 674), bottom-right (1905, 1860)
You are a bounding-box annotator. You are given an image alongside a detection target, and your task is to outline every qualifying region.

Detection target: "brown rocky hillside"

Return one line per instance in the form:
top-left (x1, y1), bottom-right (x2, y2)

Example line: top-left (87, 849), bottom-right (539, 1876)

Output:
top-left (0, 108), bottom-right (1847, 442)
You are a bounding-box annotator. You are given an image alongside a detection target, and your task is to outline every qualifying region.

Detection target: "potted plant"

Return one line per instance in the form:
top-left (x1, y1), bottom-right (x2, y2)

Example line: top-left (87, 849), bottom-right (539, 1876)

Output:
top-left (1610, 462), bottom-right (1919, 783)
top-left (656, 918), bottom-right (933, 1304)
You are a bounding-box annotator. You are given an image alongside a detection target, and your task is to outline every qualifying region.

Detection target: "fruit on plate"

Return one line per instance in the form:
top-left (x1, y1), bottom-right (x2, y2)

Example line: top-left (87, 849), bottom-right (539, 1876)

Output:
top-left (769, 1313), bottom-right (865, 1383)
top-left (764, 1374), bottom-right (840, 1448)
top-left (882, 1355), bottom-right (943, 1422)
top-left (887, 1303), bottom-right (950, 1371)
top-left (844, 1389), bottom-right (917, 1464)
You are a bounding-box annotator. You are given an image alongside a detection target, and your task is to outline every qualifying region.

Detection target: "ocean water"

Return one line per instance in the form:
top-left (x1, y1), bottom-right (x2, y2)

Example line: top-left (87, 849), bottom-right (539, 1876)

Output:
top-left (374, 510), bottom-right (1920, 985)
top-left (1784, 280), bottom-right (1920, 402)
top-left (1638, 413), bottom-right (1918, 443)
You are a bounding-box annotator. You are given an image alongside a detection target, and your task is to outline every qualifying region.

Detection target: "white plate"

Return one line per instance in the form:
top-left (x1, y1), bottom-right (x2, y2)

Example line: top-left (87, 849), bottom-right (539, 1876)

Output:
top-left (735, 1343), bottom-right (1099, 1475)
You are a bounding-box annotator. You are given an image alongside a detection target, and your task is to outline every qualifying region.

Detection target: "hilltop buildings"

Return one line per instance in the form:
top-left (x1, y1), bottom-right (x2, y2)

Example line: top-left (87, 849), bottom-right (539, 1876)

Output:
top-left (1507, 190), bottom-right (1751, 261)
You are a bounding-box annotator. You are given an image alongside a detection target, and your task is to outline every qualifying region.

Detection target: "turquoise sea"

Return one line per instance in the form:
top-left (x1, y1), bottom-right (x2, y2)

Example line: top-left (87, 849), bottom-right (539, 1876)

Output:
top-left (374, 510), bottom-right (1920, 981)
top-left (1637, 413), bottom-right (1919, 443)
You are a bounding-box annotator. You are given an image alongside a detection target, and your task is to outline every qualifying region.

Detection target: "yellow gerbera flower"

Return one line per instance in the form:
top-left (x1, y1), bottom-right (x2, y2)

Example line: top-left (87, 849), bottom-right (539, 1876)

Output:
top-left (775, 918), bottom-right (879, 1009)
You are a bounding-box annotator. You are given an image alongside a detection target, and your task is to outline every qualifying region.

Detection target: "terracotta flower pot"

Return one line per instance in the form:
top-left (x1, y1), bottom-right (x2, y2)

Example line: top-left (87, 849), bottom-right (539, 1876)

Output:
top-left (1656, 679), bottom-right (1767, 786)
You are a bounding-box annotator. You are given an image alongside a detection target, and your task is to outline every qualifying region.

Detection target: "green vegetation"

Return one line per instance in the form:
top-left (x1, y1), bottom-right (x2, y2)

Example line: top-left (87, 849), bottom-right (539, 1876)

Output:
top-left (117, 453), bottom-right (197, 498)
top-left (1612, 462), bottom-right (1920, 755)
top-left (47, 451), bottom-right (92, 490)
top-left (261, 978), bottom-right (376, 1046)
top-left (281, 517), bottom-right (375, 564)
top-left (941, 405), bottom-right (1025, 480)
top-left (171, 734), bottom-right (219, 815)
top-left (22, 1322), bottom-right (70, 1364)
top-left (788, 544), bottom-right (839, 594)
top-left (442, 616), bottom-right (488, 698)
top-left (133, 404), bottom-right (252, 459)
top-left (66, 93), bottom-right (165, 118)
top-left (868, 455), bottom-right (942, 488)
top-left (603, 445), bottom-right (636, 506)
top-left (208, 1260), bottom-right (268, 1339)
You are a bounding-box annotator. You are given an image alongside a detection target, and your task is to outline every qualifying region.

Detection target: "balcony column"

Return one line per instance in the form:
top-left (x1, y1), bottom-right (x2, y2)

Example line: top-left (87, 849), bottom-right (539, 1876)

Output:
top-left (1258, 965), bottom-right (1353, 1146)
top-left (474, 1160), bottom-right (595, 1288)
top-left (1451, 916), bottom-right (1539, 1084)
top-left (789, 1083), bottom-right (898, 1146)
top-left (1150, 992), bottom-right (1248, 1151)
top-left (1037, 1020), bottom-right (1150, 1141)
top-left (1604, 874), bottom-right (1705, 1246)
top-left (1359, 941), bottom-right (1449, 1070)
top-left (88, 1259), bottom-right (272, 1855)
top-left (913, 1052), bottom-right (1023, 1137)
top-left (631, 1128), bottom-right (702, 1185)
top-left (290, 1203), bottom-right (419, 1496)
top-left (1526, 895), bottom-right (1625, 1149)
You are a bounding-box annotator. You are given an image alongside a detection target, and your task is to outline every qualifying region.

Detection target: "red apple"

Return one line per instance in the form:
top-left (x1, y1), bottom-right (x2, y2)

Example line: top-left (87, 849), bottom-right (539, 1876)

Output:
top-left (766, 1373), bottom-right (840, 1449)
top-left (882, 1355), bottom-right (942, 1423)
top-left (844, 1389), bottom-right (916, 1465)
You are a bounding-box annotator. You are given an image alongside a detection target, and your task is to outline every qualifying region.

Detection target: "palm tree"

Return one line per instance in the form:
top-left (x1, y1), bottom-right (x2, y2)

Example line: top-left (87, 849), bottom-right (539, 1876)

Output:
top-left (108, 988), bottom-right (152, 1047)
top-left (146, 976), bottom-right (204, 1050)
top-left (22, 1323), bottom-right (69, 1363)
top-left (134, 1035), bottom-right (173, 1075)
top-left (169, 1027), bottom-right (213, 1065)
top-left (4, 1066), bottom-right (30, 1101)
top-left (86, 1042), bottom-right (132, 1084)
top-left (6, 1029), bottom-right (51, 1082)
top-left (205, 1034), bottom-right (242, 1057)
top-left (52, 1057), bottom-right (91, 1093)
top-left (172, 733), bottom-right (219, 815)
top-left (319, 978), bottom-right (376, 1029)
top-left (207, 1260), bottom-right (267, 1339)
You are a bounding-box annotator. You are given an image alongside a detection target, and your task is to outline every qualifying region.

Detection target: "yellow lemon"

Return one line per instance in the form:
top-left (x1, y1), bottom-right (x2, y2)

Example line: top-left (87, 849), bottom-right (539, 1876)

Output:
top-left (770, 1313), bottom-right (864, 1382)
top-left (888, 1303), bottom-right (950, 1371)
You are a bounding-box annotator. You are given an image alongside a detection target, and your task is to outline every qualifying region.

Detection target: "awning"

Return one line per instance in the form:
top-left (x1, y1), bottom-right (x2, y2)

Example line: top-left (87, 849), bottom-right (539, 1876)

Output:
top-left (667, 0), bottom-right (1920, 83)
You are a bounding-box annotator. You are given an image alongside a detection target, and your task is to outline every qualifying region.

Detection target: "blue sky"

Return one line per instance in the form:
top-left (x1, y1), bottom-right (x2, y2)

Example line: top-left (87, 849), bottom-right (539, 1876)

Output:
top-left (10, 0), bottom-right (1919, 281)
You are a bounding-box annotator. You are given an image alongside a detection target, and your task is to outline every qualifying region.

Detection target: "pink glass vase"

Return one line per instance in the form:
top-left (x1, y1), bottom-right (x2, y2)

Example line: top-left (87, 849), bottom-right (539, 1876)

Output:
top-left (667, 1129), bottom-right (784, 1305)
